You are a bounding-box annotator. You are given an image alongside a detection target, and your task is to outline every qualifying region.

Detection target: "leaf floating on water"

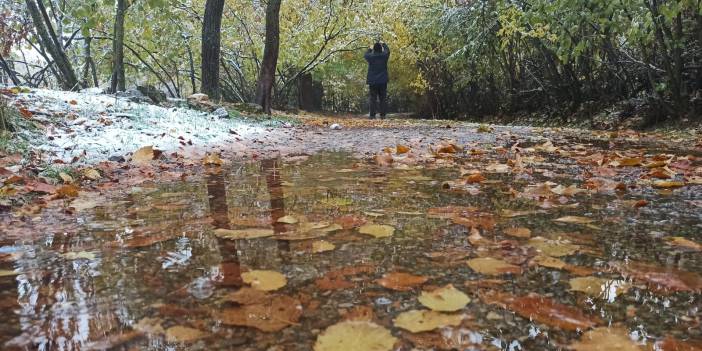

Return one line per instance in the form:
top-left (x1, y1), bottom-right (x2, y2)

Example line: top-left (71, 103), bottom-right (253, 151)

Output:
top-left (376, 272), bottom-right (428, 291)
top-left (666, 237), bottom-right (702, 251)
top-left (217, 295), bottom-right (302, 332)
top-left (613, 261), bottom-right (702, 293)
top-left (312, 240), bottom-right (336, 253)
top-left (653, 181), bottom-right (685, 189)
top-left (418, 284), bottom-right (471, 312)
top-left (531, 255), bottom-right (567, 269)
top-left (242, 270), bottom-right (287, 291)
top-left (503, 227), bottom-right (531, 238)
top-left (358, 224), bottom-right (395, 238)
top-left (569, 327), bottom-right (643, 351)
top-left (554, 216), bottom-right (594, 224)
top-left (165, 326), bottom-right (206, 343)
top-left (654, 336), bottom-right (702, 351)
top-left (214, 228), bottom-right (274, 240)
top-left (132, 145), bottom-right (155, 164)
top-left (224, 287), bottom-right (270, 305)
top-left (467, 258), bottom-right (522, 276)
top-left (314, 321), bottom-right (397, 351)
top-left (393, 310), bottom-right (465, 333)
top-left (481, 291), bottom-right (601, 331)
top-left (62, 251), bottom-right (97, 260)
top-left (528, 237), bottom-right (580, 257)
top-left (276, 215), bottom-right (299, 224)
top-left (0, 270), bottom-right (20, 277)
top-left (569, 277), bottom-right (630, 300)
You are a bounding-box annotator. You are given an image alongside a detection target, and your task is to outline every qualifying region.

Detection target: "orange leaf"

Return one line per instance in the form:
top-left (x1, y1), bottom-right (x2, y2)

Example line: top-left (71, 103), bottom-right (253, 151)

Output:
top-left (377, 272), bottom-right (429, 291)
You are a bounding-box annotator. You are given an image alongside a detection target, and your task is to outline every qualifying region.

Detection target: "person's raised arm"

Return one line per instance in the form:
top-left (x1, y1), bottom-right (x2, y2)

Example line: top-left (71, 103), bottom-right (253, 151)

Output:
top-left (364, 46), bottom-right (373, 61)
top-left (382, 43), bottom-right (390, 57)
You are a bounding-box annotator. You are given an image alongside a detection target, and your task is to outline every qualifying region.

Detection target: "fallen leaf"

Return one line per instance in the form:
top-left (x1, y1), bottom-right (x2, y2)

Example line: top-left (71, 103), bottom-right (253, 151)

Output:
top-left (653, 181), bottom-right (685, 189)
top-left (528, 237), bottom-right (580, 257)
top-left (654, 336), bottom-right (702, 351)
top-left (569, 327), bottom-right (643, 351)
top-left (242, 270), bottom-right (287, 291)
top-left (277, 215), bottom-right (299, 224)
top-left (82, 168), bottom-right (101, 180)
top-left (203, 153), bottom-right (224, 166)
top-left (503, 227), bottom-right (531, 238)
top-left (554, 216), bottom-right (594, 224)
top-left (481, 291), bottom-right (601, 331)
top-left (666, 237), bottom-right (702, 251)
top-left (394, 310), bottom-right (465, 333)
top-left (314, 321), bottom-right (396, 351)
top-left (376, 272), bottom-right (428, 291)
top-left (467, 258), bottom-right (522, 276)
top-left (569, 277), bottom-right (630, 300)
top-left (531, 255), bottom-right (567, 269)
top-left (217, 295), bottom-right (301, 332)
top-left (312, 240), bottom-right (336, 253)
top-left (132, 146), bottom-right (155, 164)
top-left (0, 270), bottom-right (20, 277)
top-left (165, 326), bottom-right (206, 343)
top-left (62, 251), bottom-right (96, 260)
top-left (418, 284), bottom-right (471, 312)
top-left (224, 287), bottom-right (270, 305)
top-left (214, 228), bottom-right (274, 240)
top-left (342, 306), bottom-right (376, 322)
top-left (59, 172), bottom-right (74, 183)
top-left (55, 184), bottom-right (79, 198)
top-left (614, 261), bottom-right (702, 293)
top-left (396, 144), bottom-right (410, 154)
top-left (358, 224), bottom-right (395, 238)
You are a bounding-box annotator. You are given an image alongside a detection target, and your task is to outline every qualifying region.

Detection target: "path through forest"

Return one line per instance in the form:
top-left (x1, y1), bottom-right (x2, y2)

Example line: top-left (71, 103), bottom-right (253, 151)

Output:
top-left (1, 89), bottom-right (702, 350)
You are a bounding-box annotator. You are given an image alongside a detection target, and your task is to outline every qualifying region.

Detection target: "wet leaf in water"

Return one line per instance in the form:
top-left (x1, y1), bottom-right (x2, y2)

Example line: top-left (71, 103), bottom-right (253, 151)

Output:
top-left (203, 153), bottom-right (224, 166)
top-left (528, 237), bottom-right (580, 257)
top-left (358, 224), bottom-right (395, 238)
top-left (531, 255), bottom-right (567, 269)
top-left (133, 317), bottom-right (165, 336)
top-left (481, 291), bottom-right (601, 331)
top-left (613, 261), bottom-right (702, 293)
top-left (224, 287), bottom-right (270, 305)
top-left (165, 326), bottom-right (206, 343)
top-left (569, 327), bottom-right (643, 351)
top-left (402, 328), bottom-right (479, 350)
top-left (242, 270), bottom-right (287, 291)
top-left (342, 306), bottom-right (376, 322)
top-left (376, 272), bottom-right (429, 291)
top-left (426, 206), bottom-right (478, 219)
top-left (654, 336), bottom-right (702, 351)
top-left (569, 277), bottom-right (630, 299)
top-left (503, 227), bottom-right (532, 238)
top-left (62, 251), bottom-right (96, 260)
top-left (554, 216), bottom-right (594, 224)
top-left (217, 295), bottom-right (302, 332)
top-left (0, 270), bottom-right (19, 277)
top-left (653, 180), bottom-right (685, 189)
top-left (277, 215), bottom-right (299, 224)
top-left (132, 145), bottom-right (155, 164)
top-left (666, 237), bottom-right (702, 251)
top-left (314, 321), bottom-right (396, 351)
top-left (312, 240), bottom-right (336, 253)
top-left (214, 228), bottom-right (274, 240)
top-left (467, 258), bottom-right (522, 276)
top-left (394, 310), bottom-right (465, 333)
top-left (334, 215), bottom-right (367, 229)
top-left (417, 284), bottom-right (471, 312)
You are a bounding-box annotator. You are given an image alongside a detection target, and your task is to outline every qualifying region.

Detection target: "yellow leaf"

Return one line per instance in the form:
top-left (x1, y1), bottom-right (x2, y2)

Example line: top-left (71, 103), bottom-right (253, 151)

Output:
top-left (0, 270), bottom-right (20, 277)
top-left (165, 326), bottom-right (206, 343)
top-left (358, 224), bottom-right (395, 238)
top-left (554, 216), bottom-right (594, 224)
top-left (203, 153), bottom-right (224, 166)
top-left (467, 258), bottom-right (521, 276)
top-left (569, 277), bottom-right (630, 300)
top-left (666, 237), bottom-right (702, 251)
top-left (531, 255), bottom-right (567, 269)
top-left (62, 251), bottom-right (96, 260)
top-left (653, 181), bottom-right (685, 189)
top-left (312, 240), bottom-right (336, 253)
top-left (314, 321), bottom-right (397, 351)
top-left (503, 227), bottom-right (531, 238)
top-left (214, 228), bottom-right (274, 240)
top-left (396, 144), bottom-right (410, 154)
top-left (277, 215), bottom-right (299, 224)
top-left (528, 237), bottom-right (579, 257)
top-left (393, 310), bottom-right (465, 333)
top-left (569, 327), bottom-right (643, 351)
top-left (59, 172), bottom-right (74, 183)
top-left (242, 270), bottom-right (287, 291)
top-left (132, 146), bottom-right (155, 164)
top-left (418, 284), bottom-right (471, 312)
top-left (82, 169), bottom-right (101, 180)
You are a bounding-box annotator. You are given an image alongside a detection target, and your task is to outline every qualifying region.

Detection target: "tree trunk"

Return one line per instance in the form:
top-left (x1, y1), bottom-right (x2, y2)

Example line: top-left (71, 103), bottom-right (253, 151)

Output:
top-left (201, 0), bottom-right (225, 100)
top-left (110, 0), bottom-right (128, 93)
top-left (82, 36), bottom-right (98, 88)
top-left (0, 54), bottom-right (21, 86)
top-left (187, 44), bottom-right (197, 94)
top-left (255, 0), bottom-right (282, 115)
top-left (24, 0), bottom-right (79, 90)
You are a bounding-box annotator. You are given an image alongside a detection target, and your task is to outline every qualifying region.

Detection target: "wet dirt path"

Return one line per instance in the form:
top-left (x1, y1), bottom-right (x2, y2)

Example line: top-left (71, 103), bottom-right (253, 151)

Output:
top-left (1, 121), bottom-right (701, 351)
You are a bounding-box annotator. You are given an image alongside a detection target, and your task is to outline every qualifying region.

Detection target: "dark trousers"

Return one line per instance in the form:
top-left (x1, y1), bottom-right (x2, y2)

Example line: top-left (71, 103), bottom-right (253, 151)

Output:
top-left (368, 83), bottom-right (387, 117)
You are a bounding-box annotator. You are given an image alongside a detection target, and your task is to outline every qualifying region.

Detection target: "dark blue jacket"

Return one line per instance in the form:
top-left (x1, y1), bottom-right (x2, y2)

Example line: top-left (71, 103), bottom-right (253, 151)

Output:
top-left (365, 44), bottom-right (390, 85)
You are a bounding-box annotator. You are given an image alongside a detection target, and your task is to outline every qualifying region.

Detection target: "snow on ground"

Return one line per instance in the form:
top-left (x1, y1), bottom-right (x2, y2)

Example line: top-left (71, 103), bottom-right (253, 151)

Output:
top-left (12, 88), bottom-right (268, 163)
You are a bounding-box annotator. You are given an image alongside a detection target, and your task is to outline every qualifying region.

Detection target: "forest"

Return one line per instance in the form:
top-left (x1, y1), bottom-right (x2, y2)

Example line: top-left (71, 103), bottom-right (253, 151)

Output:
top-left (2, 0), bottom-right (702, 122)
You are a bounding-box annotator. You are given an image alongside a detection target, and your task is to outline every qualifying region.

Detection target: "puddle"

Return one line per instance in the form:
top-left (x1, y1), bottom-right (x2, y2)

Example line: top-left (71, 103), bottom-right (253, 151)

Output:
top-left (0, 151), bottom-right (701, 350)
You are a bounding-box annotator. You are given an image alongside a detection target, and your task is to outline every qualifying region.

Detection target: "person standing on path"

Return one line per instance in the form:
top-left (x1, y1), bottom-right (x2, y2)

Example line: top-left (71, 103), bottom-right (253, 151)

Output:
top-left (365, 42), bottom-right (390, 119)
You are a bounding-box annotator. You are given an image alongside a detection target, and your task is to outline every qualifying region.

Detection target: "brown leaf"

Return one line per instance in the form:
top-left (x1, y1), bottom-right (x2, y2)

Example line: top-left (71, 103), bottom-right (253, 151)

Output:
top-left (654, 336), bottom-right (702, 351)
top-left (55, 184), bottom-right (79, 198)
top-left (216, 295), bottom-right (302, 332)
top-left (342, 305), bottom-right (376, 322)
top-left (569, 327), bottom-right (643, 351)
top-left (376, 272), bottom-right (429, 291)
top-left (396, 144), bottom-right (410, 154)
top-left (132, 146), bottom-right (156, 164)
top-left (503, 227), bottom-right (531, 238)
top-left (614, 261), bottom-right (702, 293)
top-left (481, 291), bottom-right (601, 331)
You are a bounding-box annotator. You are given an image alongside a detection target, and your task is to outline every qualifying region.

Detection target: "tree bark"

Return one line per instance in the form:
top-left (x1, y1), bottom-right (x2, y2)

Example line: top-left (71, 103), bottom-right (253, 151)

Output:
top-left (82, 36), bottom-right (98, 88)
top-left (24, 0), bottom-right (80, 90)
top-left (110, 0), bottom-right (128, 93)
top-left (0, 54), bottom-right (21, 86)
top-left (255, 0), bottom-right (282, 114)
top-left (201, 0), bottom-right (225, 100)
top-left (186, 43), bottom-right (197, 94)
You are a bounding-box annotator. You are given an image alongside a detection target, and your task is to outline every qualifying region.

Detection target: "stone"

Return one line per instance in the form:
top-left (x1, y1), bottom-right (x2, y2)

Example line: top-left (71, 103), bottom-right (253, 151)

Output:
top-left (213, 107), bottom-right (229, 119)
top-left (136, 85), bottom-right (167, 104)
